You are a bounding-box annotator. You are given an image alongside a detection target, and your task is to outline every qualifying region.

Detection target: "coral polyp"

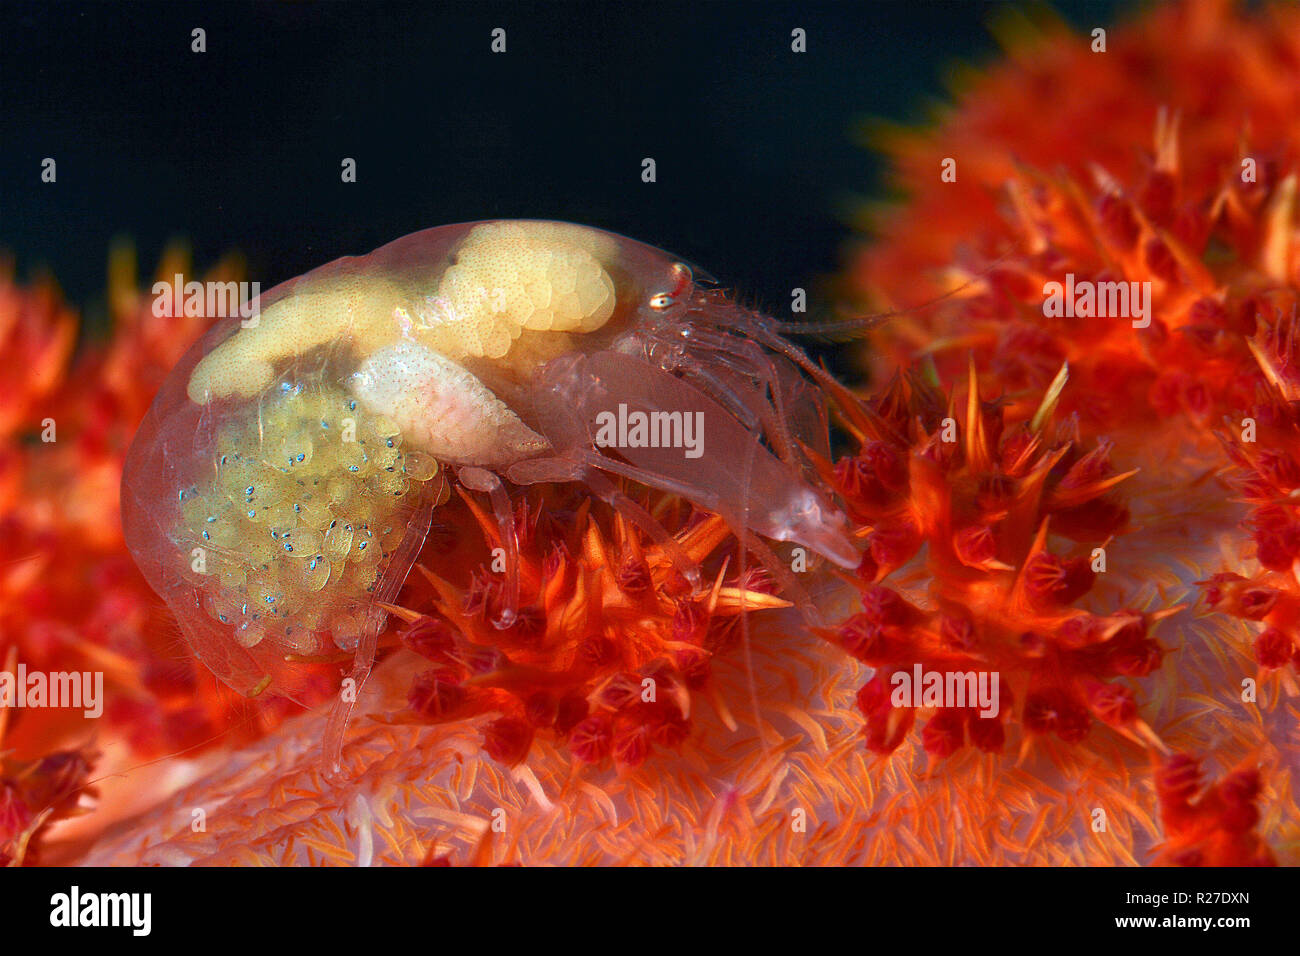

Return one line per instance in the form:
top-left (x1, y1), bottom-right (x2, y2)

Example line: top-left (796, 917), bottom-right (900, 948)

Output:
top-left (855, 111), bottom-right (1300, 453)
top-left (807, 365), bottom-right (1174, 759)
top-left (1154, 753), bottom-right (1276, 866)
top-left (393, 485), bottom-right (790, 770)
top-left (1201, 370), bottom-right (1300, 687)
top-left (839, 0), bottom-right (1299, 866)
top-left (850, 2), bottom-right (1300, 466)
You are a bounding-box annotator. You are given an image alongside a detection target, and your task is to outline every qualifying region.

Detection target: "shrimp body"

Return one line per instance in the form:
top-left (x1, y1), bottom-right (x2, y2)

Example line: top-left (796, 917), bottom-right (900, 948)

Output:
top-left (121, 220), bottom-right (857, 701)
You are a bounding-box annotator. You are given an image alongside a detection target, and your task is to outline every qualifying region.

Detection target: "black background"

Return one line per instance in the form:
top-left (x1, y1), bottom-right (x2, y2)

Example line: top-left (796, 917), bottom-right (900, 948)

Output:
top-left (1, 1), bottom-right (1120, 329)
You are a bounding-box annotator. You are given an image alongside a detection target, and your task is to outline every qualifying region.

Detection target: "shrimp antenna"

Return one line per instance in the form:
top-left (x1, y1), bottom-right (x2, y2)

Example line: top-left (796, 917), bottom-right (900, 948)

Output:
top-left (772, 250), bottom-right (1016, 341)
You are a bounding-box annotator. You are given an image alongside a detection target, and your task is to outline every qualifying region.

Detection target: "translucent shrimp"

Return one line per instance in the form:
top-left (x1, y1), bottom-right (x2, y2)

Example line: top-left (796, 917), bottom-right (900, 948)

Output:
top-left (120, 220), bottom-right (859, 732)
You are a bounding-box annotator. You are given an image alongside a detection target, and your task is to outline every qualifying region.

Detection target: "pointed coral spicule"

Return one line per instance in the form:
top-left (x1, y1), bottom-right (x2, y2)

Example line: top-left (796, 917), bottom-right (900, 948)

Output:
top-left (389, 482), bottom-right (787, 771)
top-left (809, 365), bottom-right (1172, 759)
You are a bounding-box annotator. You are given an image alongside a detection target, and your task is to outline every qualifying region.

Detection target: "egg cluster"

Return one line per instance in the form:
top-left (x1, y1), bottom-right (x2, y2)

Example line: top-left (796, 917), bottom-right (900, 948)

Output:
top-left (177, 380), bottom-right (443, 658)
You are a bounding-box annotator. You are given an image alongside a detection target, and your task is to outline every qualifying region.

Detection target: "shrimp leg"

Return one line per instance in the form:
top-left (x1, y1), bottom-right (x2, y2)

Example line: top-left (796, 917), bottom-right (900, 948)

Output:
top-left (458, 466), bottom-right (520, 629)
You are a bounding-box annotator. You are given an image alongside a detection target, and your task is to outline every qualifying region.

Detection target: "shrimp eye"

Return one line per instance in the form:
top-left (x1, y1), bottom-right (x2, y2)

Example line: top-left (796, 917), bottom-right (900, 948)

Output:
top-left (649, 262), bottom-right (694, 311)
